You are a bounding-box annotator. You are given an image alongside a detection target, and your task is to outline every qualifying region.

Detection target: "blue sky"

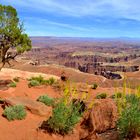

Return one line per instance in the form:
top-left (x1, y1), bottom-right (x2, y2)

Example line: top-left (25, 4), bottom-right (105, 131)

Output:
top-left (1, 0), bottom-right (140, 38)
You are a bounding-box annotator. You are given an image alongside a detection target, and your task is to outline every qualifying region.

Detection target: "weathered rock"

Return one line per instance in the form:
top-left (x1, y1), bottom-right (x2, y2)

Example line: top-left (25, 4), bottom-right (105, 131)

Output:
top-left (61, 71), bottom-right (68, 81)
top-left (61, 54), bottom-right (139, 80)
top-left (4, 97), bottom-right (52, 117)
top-left (79, 127), bottom-right (100, 140)
top-left (80, 99), bottom-right (118, 140)
top-left (89, 99), bottom-right (118, 133)
top-left (63, 128), bottom-right (80, 140)
top-left (98, 129), bottom-right (119, 140)
top-left (0, 79), bottom-right (12, 85)
top-left (0, 79), bottom-right (12, 90)
top-left (79, 127), bottom-right (89, 140)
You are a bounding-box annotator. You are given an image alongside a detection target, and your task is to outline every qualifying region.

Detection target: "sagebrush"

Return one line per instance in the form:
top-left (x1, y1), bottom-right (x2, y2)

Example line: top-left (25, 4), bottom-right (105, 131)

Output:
top-left (91, 83), bottom-right (98, 89)
top-left (28, 75), bottom-right (55, 87)
top-left (9, 82), bottom-right (17, 88)
top-left (37, 95), bottom-right (55, 106)
top-left (40, 99), bottom-right (84, 135)
top-left (3, 105), bottom-right (27, 121)
top-left (96, 93), bottom-right (107, 99)
top-left (117, 94), bottom-right (140, 139)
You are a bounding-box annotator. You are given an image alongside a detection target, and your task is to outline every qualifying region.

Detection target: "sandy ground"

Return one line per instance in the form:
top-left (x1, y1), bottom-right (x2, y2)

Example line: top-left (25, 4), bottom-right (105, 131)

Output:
top-left (0, 65), bottom-right (138, 140)
top-left (0, 79), bottom-right (134, 140)
top-left (0, 71), bottom-right (61, 140)
top-left (0, 68), bottom-right (59, 80)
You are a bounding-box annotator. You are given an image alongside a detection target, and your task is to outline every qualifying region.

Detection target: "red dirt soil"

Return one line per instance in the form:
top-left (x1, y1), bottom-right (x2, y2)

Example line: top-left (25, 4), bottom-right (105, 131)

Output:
top-left (0, 79), bottom-right (62, 140)
top-left (0, 68), bottom-right (137, 140)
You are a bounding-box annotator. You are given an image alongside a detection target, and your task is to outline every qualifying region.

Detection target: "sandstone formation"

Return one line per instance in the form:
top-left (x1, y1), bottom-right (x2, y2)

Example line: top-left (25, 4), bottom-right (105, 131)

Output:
top-left (0, 79), bottom-right (12, 90)
top-left (4, 97), bottom-right (52, 117)
top-left (22, 46), bottom-right (140, 80)
top-left (65, 62), bottom-right (139, 79)
top-left (89, 99), bottom-right (118, 133)
top-left (79, 99), bottom-right (118, 140)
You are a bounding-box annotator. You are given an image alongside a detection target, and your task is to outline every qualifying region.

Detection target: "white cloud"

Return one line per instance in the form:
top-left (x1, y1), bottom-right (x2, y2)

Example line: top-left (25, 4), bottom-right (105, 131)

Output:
top-left (24, 17), bottom-right (94, 32)
top-left (2, 0), bottom-right (140, 18)
top-left (2, 0), bottom-right (140, 37)
top-left (2, 0), bottom-right (140, 20)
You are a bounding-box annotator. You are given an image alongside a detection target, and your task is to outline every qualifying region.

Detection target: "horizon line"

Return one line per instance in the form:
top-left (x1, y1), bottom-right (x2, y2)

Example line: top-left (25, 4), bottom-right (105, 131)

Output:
top-left (29, 36), bottom-right (140, 40)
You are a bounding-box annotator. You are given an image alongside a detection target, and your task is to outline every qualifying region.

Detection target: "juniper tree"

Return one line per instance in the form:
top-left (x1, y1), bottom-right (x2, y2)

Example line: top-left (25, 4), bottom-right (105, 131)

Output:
top-left (0, 4), bottom-right (32, 69)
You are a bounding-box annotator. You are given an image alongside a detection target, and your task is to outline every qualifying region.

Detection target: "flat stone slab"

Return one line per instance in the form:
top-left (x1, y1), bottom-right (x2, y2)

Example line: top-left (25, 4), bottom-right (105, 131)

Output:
top-left (0, 79), bottom-right (12, 90)
top-left (4, 97), bottom-right (52, 117)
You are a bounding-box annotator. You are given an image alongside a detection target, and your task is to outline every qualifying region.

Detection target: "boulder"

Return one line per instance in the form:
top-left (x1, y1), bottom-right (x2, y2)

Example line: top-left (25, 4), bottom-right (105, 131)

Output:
top-left (98, 129), bottom-right (119, 140)
top-left (80, 99), bottom-right (118, 139)
top-left (0, 79), bottom-right (12, 90)
top-left (89, 99), bottom-right (118, 133)
top-left (79, 128), bottom-right (100, 140)
top-left (0, 79), bottom-right (12, 85)
top-left (4, 97), bottom-right (52, 117)
top-left (61, 71), bottom-right (68, 81)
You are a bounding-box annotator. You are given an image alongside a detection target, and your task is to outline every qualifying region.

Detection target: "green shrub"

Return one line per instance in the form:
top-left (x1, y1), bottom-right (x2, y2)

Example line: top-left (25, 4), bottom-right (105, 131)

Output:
top-left (96, 93), bottom-right (107, 99)
top-left (37, 95), bottom-right (55, 106)
top-left (13, 77), bottom-right (20, 82)
top-left (117, 94), bottom-right (140, 139)
top-left (29, 75), bottom-right (44, 83)
top-left (3, 105), bottom-right (27, 121)
top-left (126, 94), bottom-right (140, 104)
top-left (28, 80), bottom-right (40, 87)
top-left (110, 92), bottom-right (123, 99)
top-left (28, 76), bottom-right (56, 87)
top-left (137, 86), bottom-right (140, 96)
top-left (9, 82), bottom-right (17, 88)
top-left (91, 83), bottom-right (98, 89)
top-left (40, 99), bottom-right (83, 135)
top-left (47, 77), bottom-right (55, 85)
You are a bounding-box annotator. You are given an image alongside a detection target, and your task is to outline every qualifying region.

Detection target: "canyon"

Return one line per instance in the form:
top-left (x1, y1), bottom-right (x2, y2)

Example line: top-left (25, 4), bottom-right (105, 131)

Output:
top-left (21, 37), bottom-right (140, 80)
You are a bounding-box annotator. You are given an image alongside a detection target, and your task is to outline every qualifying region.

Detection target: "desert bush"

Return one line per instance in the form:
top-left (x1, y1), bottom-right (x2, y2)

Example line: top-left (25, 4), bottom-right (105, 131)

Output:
top-left (13, 77), bottom-right (20, 82)
top-left (117, 94), bottom-right (140, 139)
top-left (91, 83), bottom-right (98, 89)
top-left (40, 99), bottom-right (83, 135)
top-left (96, 93), bottom-right (107, 99)
top-left (125, 94), bottom-right (140, 104)
top-left (47, 77), bottom-right (55, 85)
top-left (28, 75), bottom-right (44, 83)
top-left (40, 83), bottom-right (87, 135)
top-left (110, 92), bottom-right (123, 99)
top-left (3, 105), bottom-right (27, 121)
top-left (9, 82), bottom-right (17, 88)
top-left (28, 75), bottom-right (56, 87)
top-left (37, 95), bottom-right (55, 106)
top-left (28, 80), bottom-right (40, 87)
top-left (136, 86), bottom-right (140, 97)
